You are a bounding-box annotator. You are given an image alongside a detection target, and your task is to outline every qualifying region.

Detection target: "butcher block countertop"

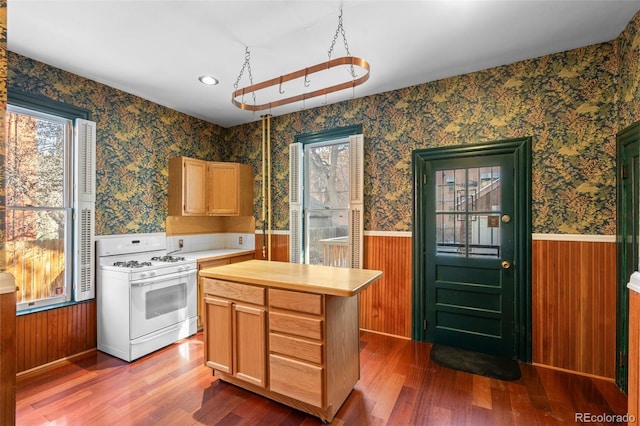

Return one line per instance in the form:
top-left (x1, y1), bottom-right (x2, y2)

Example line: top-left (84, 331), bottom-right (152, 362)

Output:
top-left (199, 259), bottom-right (382, 297)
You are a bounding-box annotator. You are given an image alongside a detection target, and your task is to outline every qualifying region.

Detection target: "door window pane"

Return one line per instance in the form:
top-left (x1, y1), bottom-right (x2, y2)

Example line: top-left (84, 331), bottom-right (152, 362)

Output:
top-left (436, 166), bottom-right (502, 257)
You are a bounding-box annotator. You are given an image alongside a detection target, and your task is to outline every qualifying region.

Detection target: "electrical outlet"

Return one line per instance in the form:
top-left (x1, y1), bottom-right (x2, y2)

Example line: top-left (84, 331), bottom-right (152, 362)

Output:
top-left (178, 239), bottom-right (184, 248)
top-left (238, 236), bottom-right (243, 245)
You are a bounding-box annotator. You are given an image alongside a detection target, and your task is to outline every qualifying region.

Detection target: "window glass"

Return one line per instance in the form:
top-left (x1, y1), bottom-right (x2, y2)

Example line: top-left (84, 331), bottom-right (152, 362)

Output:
top-left (304, 140), bottom-right (350, 265)
top-left (435, 166), bottom-right (502, 257)
top-left (6, 106), bottom-right (72, 311)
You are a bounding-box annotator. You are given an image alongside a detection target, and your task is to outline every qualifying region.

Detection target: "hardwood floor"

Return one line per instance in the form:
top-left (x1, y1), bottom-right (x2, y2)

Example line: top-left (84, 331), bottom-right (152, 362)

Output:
top-left (16, 331), bottom-right (627, 425)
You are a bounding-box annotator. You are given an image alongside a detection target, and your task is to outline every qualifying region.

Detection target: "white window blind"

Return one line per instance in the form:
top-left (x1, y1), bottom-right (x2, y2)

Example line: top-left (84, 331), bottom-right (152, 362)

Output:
top-left (289, 142), bottom-right (303, 263)
top-left (74, 118), bottom-right (96, 302)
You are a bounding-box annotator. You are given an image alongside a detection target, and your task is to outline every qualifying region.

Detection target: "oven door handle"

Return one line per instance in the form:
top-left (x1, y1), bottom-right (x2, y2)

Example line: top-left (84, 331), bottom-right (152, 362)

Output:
top-left (130, 269), bottom-right (196, 287)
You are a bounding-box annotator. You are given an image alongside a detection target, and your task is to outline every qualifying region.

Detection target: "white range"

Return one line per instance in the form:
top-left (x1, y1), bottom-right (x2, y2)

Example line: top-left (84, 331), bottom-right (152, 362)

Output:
top-left (96, 233), bottom-right (197, 362)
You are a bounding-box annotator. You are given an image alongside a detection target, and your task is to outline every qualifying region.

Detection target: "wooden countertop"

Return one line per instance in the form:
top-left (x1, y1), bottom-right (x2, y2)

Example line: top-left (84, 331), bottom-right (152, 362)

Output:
top-left (199, 259), bottom-right (382, 297)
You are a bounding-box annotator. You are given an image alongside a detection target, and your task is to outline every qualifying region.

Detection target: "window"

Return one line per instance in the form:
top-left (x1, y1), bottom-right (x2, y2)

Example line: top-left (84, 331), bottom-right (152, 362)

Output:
top-left (435, 166), bottom-right (502, 257)
top-left (6, 92), bottom-right (96, 312)
top-left (289, 126), bottom-right (363, 268)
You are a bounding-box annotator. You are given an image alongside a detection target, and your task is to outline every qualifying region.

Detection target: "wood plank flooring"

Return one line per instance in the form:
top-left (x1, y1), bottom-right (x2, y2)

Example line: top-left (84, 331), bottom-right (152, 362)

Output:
top-left (16, 331), bottom-right (627, 425)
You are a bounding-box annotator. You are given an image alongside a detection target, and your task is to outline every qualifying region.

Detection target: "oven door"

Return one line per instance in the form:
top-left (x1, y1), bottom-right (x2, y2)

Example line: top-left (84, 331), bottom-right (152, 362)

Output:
top-left (129, 269), bottom-right (196, 340)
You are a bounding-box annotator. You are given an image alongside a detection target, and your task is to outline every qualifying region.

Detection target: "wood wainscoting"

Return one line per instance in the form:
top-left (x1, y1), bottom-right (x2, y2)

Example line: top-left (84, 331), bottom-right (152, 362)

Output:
top-left (16, 300), bottom-right (96, 374)
top-left (532, 237), bottom-right (617, 380)
top-left (12, 234), bottom-right (617, 381)
top-left (1, 290), bottom-right (16, 425)
top-left (360, 234), bottom-right (412, 338)
top-left (254, 232), bottom-right (290, 263)
top-left (255, 232), bottom-right (617, 380)
top-left (255, 232), bottom-right (413, 338)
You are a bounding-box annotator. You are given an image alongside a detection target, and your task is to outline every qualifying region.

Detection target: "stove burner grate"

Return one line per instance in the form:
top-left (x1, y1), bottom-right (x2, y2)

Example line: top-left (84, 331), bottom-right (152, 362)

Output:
top-left (151, 255), bottom-right (186, 262)
top-left (113, 260), bottom-right (153, 268)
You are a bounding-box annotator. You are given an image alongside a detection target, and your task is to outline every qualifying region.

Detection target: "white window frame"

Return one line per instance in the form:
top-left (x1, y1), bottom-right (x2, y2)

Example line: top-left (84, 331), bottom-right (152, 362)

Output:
top-left (7, 102), bottom-right (96, 312)
top-left (289, 133), bottom-right (364, 268)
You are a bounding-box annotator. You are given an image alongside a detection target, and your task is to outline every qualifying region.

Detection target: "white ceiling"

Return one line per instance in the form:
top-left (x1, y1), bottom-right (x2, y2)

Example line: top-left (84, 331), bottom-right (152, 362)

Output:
top-left (8, 0), bottom-right (640, 128)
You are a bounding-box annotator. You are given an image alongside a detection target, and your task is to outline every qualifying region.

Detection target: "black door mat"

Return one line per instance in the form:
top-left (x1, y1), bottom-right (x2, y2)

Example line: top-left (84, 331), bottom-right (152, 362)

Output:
top-left (430, 344), bottom-right (521, 381)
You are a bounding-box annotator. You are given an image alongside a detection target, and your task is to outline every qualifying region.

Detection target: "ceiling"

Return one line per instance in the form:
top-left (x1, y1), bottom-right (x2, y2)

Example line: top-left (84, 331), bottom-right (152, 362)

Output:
top-left (8, 1), bottom-right (640, 128)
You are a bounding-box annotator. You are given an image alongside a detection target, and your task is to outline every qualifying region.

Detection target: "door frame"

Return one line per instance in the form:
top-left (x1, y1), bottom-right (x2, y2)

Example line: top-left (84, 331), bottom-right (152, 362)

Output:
top-left (615, 120), bottom-right (640, 391)
top-left (412, 137), bottom-right (532, 362)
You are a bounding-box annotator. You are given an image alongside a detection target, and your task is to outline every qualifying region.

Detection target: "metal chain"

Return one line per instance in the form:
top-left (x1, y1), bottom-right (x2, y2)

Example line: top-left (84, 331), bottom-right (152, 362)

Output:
top-left (233, 47), bottom-right (256, 105)
top-left (327, 9), bottom-right (356, 78)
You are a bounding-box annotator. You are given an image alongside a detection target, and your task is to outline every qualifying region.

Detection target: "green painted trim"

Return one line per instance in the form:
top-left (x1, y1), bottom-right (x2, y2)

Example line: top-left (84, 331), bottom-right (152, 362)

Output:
top-left (8, 89), bottom-right (91, 120)
top-left (294, 124), bottom-right (362, 145)
top-left (615, 120), bottom-right (640, 391)
top-left (411, 137), bottom-right (532, 362)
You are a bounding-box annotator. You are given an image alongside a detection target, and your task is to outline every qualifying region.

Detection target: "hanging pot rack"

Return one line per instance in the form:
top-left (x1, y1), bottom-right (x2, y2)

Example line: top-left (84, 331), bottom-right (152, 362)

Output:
top-left (231, 8), bottom-right (369, 113)
top-left (232, 56), bottom-right (370, 112)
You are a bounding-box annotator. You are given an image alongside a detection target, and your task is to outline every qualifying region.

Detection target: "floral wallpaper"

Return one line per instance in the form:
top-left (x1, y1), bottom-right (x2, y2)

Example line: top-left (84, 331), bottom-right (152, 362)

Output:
top-left (619, 9), bottom-right (640, 128)
top-left (8, 52), bottom-right (225, 235)
top-left (7, 9), bottom-right (640, 236)
top-left (226, 40), bottom-right (620, 235)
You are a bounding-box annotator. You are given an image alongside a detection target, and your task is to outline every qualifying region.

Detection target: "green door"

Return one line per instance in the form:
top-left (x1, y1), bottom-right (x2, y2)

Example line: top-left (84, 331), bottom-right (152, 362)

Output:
top-left (413, 138), bottom-right (531, 361)
top-left (616, 121), bottom-right (640, 390)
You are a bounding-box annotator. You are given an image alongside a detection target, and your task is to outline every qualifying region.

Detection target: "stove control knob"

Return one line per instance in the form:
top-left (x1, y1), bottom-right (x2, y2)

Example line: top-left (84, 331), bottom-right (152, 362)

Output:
top-left (177, 266), bottom-right (184, 272)
top-left (150, 271), bottom-right (157, 277)
top-left (140, 272), bottom-right (147, 278)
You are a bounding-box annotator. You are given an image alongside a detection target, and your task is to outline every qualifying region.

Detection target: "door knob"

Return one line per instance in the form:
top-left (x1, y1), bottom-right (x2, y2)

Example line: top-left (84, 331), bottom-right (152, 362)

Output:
top-left (501, 260), bottom-right (512, 269)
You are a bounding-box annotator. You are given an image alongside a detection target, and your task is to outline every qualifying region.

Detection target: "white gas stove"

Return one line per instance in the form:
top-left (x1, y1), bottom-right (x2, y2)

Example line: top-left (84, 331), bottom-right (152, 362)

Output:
top-left (97, 233), bottom-right (197, 362)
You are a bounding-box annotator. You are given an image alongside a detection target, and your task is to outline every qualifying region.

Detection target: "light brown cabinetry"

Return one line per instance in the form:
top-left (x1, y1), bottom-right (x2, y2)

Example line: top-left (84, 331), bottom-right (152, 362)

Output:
top-left (268, 289), bottom-right (326, 408)
top-left (197, 253), bottom-right (255, 329)
top-left (169, 157), bottom-right (207, 215)
top-left (202, 278), bottom-right (360, 422)
top-left (207, 162), bottom-right (253, 216)
top-left (199, 260), bottom-right (382, 422)
top-left (203, 278), bottom-right (266, 388)
top-left (168, 156), bottom-right (253, 217)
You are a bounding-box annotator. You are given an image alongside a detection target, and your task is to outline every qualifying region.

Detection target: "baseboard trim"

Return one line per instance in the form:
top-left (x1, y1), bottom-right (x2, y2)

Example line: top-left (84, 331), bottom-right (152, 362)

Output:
top-left (532, 362), bottom-right (615, 383)
top-left (359, 328), bottom-right (411, 340)
top-left (16, 348), bottom-right (97, 385)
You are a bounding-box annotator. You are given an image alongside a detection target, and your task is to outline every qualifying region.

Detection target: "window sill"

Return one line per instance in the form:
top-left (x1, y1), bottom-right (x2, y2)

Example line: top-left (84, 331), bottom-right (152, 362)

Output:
top-left (17, 299), bottom-right (94, 316)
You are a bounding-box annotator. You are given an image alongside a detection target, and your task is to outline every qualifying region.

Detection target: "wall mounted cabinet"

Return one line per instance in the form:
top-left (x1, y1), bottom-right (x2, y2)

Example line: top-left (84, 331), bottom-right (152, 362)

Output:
top-left (169, 157), bottom-right (207, 216)
top-left (169, 157), bottom-right (253, 217)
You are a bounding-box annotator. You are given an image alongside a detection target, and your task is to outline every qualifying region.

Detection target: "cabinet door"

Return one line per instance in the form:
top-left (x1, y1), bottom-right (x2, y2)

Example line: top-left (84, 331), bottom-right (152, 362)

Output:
top-left (204, 296), bottom-right (233, 373)
top-left (197, 259), bottom-right (230, 329)
top-left (234, 304), bottom-right (266, 387)
top-left (183, 158), bottom-right (207, 215)
top-left (207, 163), bottom-right (239, 215)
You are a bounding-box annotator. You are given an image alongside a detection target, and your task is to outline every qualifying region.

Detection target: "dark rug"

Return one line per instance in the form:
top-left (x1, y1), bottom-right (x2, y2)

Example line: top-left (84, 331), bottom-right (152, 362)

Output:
top-left (430, 344), bottom-right (521, 381)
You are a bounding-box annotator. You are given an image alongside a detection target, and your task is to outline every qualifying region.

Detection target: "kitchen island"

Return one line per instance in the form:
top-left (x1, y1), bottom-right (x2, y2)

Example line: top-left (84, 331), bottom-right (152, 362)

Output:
top-left (199, 259), bottom-right (382, 422)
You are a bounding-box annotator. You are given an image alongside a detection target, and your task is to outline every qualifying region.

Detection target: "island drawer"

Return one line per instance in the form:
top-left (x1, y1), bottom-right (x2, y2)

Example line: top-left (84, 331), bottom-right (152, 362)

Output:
top-left (269, 311), bottom-right (323, 340)
top-left (269, 354), bottom-right (324, 408)
top-left (202, 278), bottom-right (265, 306)
top-left (269, 288), bottom-right (322, 315)
top-left (269, 332), bottom-right (323, 364)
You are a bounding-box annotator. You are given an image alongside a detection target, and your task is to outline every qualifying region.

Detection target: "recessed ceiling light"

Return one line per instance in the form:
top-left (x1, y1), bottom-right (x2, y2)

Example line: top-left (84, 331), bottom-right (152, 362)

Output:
top-left (198, 75), bottom-right (219, 86)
